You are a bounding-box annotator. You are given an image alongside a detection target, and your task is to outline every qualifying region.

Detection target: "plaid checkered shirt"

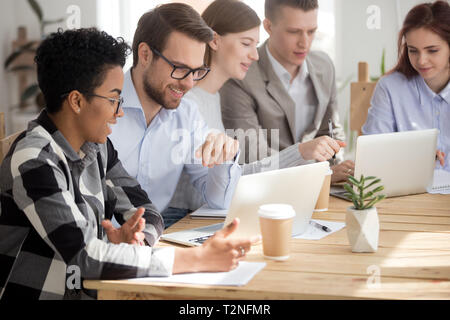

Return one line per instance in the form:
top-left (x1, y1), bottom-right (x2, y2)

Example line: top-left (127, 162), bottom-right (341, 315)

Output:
top-left (0, 111), bottom-right (174, 300)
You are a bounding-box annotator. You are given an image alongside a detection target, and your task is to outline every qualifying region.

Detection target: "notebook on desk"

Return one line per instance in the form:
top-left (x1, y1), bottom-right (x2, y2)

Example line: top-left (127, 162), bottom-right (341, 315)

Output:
top-left (330, 129), bottom-right (438, 200)
top-left (161, 161), bottom-right (329, 246)
top-left (428, 169), bottom-right (450, 194)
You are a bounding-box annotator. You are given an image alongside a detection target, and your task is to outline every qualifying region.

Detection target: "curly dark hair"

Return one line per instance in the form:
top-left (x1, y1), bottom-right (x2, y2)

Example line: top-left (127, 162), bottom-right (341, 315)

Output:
top-left (35, 28), bottom-right (131, 113)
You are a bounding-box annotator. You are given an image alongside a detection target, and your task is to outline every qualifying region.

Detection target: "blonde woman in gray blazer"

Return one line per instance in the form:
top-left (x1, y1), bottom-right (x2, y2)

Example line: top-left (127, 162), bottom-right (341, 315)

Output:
top-left (220, 0), bottom-right (355, 183)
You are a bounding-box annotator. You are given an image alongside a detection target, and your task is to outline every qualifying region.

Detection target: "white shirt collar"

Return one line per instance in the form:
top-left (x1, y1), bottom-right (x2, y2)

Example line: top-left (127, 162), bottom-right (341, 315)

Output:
top-left (265, 45), bottom-right (309, 90)
top-left (122, 68), bottom-right (177, 122)
top-left (439, 80), bottom-right (450, 104)
top-left (122, 69), bottom-right (142, 109)
top-left (416, 75), bottom-right (450, 107)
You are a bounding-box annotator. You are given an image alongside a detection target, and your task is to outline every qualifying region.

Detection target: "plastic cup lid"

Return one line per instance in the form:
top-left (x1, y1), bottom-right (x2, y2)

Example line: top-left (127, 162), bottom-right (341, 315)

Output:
top-left (258, 204), bottom-right (296, 219)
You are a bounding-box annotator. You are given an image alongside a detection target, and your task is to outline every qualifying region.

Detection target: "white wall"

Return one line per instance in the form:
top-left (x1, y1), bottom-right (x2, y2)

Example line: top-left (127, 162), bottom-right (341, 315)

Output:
top-left (0, 0), bottom-right (18, 135)
top-left (0, 0), bottom-right (98, 135)
top-left (336, 0), bottom-right (424, 84)
top-left (334, 0), bottom-right (423, 156)
top-left (1, 0), bottom-right (428, 137)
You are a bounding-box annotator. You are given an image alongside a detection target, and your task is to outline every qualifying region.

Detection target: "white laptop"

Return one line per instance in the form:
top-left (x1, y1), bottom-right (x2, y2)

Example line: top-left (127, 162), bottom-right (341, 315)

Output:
top-left (331, 129), bottom-right (438, 199)
top-left (161, 161), bottom-right (329, 246)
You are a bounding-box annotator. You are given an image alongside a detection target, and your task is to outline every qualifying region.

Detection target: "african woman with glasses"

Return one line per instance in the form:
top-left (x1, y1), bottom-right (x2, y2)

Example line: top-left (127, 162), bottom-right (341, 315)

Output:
top-left (0, 27), bottom-right (257, 300)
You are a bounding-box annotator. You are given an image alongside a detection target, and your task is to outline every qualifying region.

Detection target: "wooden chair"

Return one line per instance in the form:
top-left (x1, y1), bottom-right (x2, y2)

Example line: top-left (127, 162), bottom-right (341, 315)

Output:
top-left (350, 62), bottom-right (377, 136)
top-left (0, 131), bottom-right (22, 163)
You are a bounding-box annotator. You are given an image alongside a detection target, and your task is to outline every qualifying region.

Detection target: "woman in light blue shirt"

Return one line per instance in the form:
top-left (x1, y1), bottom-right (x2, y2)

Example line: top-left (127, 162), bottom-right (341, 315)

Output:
top-left (362, 0), bottom-right (449, 170)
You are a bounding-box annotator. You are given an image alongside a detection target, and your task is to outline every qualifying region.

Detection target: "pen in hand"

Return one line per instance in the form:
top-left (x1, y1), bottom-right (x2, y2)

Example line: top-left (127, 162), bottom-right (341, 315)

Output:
top-left (328, 119), bottom-right (336, 166)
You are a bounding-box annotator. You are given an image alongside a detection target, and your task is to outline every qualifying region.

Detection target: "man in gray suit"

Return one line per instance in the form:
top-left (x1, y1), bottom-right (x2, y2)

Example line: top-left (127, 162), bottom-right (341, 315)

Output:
top-left (220, 0), bottom-right (354, 183)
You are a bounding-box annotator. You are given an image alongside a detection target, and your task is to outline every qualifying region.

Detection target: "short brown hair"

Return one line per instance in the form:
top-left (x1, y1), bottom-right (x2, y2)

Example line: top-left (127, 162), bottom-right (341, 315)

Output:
top-left (132, 3), bottom-right (214, 67)
top-left (202, 0), bottom-right (261, 66)
top-left (265, 0), bottom-right (318, 21)
top-left (390, 0), bottom-right (450, 78)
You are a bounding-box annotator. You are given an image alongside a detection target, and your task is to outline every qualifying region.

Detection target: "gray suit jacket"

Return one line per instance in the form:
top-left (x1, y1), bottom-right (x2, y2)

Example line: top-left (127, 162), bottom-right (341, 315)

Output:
top-left (220, 42), bottom-right (345, 164)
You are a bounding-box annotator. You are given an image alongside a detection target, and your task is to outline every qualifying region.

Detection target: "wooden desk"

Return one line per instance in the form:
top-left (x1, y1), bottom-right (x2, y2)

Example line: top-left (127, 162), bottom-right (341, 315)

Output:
top-left (84, 193), bottom-right (450, 300)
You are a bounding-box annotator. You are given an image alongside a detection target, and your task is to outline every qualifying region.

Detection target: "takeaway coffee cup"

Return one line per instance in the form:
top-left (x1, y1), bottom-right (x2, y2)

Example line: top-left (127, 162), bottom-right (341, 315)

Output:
top-left (314, 169), bottom-right (333, 212)
top-left (258, 204), bottom-right (296, 261)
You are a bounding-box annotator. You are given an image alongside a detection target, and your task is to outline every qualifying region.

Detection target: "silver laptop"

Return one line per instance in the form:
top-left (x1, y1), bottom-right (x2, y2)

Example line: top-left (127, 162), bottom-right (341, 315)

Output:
top-left (331, 129), bottom-right (438, 199)
top-left (161, 161), bottom-right (329, 246)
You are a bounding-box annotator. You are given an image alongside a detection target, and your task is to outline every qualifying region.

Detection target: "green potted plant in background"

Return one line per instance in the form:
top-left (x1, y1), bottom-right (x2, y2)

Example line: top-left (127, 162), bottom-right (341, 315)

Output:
top-left (370, 48), bottom-right (386, 82)
top-left (343, 175), bottom-right (386, 253)
top-left (4, 0), bottom-right (64, 110)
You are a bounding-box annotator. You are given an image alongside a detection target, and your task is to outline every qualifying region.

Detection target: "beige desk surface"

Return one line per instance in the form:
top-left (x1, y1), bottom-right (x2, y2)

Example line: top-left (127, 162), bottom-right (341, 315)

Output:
top-left (84, 193), bottom-right (450, 300)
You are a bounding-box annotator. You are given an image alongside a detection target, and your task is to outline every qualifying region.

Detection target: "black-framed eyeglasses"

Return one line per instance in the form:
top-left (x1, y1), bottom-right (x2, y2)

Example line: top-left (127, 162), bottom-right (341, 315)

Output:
top-left (151, 48), bottom-right (210, 81)
top-left (61, 93), bottom-right (123, 115)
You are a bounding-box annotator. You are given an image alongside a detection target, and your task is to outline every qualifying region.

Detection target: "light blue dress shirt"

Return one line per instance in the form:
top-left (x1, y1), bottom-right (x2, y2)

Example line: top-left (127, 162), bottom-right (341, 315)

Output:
top-left (109, 70), bottom-right (242, 212)
top-left (362, 71), bottom-right (450, 171)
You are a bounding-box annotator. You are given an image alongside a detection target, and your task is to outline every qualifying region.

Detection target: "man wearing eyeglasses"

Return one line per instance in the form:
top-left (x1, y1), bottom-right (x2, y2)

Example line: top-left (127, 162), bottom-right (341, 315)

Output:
top-left (109, 3), bottom-right (241, 228)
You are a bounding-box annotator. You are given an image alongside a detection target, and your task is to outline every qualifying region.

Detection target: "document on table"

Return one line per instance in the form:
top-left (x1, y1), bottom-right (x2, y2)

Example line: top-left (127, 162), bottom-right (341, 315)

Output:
top-left (427, 169), bottom-right (450, 195)
top-left (126, 262), bottom-right (266, 286)
top-left (294, 219), bottom-right (345, 240)
top-left (190, 204), bottom-right (227, 219)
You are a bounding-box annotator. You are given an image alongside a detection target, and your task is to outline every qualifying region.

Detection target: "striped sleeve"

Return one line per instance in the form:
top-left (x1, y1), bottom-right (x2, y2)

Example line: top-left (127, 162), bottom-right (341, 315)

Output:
top-left (10, 134), bottom-right (173, 280)
top-left (104, 138), bottom-right (164, 246)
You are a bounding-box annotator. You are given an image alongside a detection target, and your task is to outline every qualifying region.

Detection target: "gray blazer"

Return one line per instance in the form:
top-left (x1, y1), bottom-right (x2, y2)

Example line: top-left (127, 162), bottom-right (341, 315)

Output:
top-left (220, 41), bottom-right (345, 164)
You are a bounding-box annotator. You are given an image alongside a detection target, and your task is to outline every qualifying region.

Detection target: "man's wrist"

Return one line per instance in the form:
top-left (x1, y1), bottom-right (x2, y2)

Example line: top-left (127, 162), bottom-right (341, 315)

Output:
top-left (173, 246), bottom-right (203, 274)
top-left (297, 142), bottom-right (308, 160)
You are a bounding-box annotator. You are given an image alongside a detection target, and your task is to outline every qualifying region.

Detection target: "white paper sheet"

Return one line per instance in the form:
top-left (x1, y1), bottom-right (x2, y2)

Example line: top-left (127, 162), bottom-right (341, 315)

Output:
top-left (126, 262), bottom-right (266, 286)
top-left (294, 219), bottom-right (345, 240)
top-left (427, 169), bottom-right (450, 194)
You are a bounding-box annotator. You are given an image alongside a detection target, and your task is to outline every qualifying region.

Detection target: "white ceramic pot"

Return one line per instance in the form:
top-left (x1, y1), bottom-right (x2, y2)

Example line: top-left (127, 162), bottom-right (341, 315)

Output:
top-left (346, 206), bottom-right (379, 253)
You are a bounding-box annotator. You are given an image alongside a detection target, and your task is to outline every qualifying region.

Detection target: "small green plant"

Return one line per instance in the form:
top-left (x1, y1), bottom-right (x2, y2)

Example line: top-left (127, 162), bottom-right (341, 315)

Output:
top-left (370, 48), bottom-right (386, 82)
top-left (343, 175), bottom-right (386, 210)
